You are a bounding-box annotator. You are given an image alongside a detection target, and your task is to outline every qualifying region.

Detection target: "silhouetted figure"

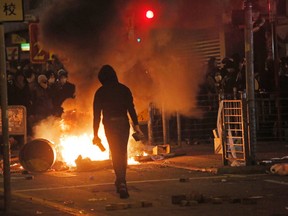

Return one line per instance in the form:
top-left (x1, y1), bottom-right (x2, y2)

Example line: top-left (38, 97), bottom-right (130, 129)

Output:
top-left (92, 65), bottom-right (144, 199)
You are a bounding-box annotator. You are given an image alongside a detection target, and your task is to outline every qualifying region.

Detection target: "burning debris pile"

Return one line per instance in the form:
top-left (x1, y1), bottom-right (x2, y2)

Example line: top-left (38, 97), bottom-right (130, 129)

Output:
top-left (7, 110), bottom-right (183, 173)
top-left (0, 106), bottom-right (189, 175)
top-left (75, 156), bottom-right (112, 172)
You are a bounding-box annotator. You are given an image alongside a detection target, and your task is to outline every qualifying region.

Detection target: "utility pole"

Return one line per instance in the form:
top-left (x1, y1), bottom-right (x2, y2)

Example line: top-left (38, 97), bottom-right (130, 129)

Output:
top-left (0, 21), bottom-right (11, 212)
top-left (0, 0), bottom-right (24, 211)
top-left (268, 0), bottom-right (282, 140)
top-left (244, 0), bottom-right (257, 164)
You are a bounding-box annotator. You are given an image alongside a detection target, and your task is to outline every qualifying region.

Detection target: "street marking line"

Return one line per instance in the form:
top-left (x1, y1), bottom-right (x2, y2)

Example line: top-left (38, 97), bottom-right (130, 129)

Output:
top-left (0, 188), bottom-right (95, 216)
top-left (224, 174), bottom-right (267, 178)
top-left (45, 172), bottom-right (77, 177)
top-left (161, 163), bottom-right (218, 173)
top-left (128, 176), bottom-right (227, 184)
top-left (14, 176), bottom-right (228, 193)
top-left (264, 179), bottom-right (288, 186)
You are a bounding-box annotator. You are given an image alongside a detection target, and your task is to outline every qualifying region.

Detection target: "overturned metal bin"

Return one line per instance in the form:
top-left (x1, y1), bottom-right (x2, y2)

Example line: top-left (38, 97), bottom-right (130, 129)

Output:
top-left (19, 138), bottom-right (56, 172)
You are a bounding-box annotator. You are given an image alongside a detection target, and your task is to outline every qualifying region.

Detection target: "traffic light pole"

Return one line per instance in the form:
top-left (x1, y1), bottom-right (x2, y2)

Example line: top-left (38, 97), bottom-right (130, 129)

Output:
top-left (244, 1), bottom-right (257, 164)
top-left (0, 22), bottom-right (11, 212)
top-left (268, 0), bottom-right (282, 140)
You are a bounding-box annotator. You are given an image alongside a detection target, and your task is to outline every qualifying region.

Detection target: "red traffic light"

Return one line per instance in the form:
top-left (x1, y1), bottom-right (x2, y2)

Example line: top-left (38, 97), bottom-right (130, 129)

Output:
top-left (145, 10), bottom-right (154, 19)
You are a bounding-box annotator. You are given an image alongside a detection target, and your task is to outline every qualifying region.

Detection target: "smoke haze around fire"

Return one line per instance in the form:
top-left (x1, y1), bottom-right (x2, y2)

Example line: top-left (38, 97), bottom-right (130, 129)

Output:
top-left (38, 0), bottom-right (221, 118)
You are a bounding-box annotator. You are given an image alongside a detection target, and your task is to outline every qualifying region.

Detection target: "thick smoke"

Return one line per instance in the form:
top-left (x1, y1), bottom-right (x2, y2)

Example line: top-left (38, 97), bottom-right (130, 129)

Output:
top-left (38, 0), bottom-right (222, 118)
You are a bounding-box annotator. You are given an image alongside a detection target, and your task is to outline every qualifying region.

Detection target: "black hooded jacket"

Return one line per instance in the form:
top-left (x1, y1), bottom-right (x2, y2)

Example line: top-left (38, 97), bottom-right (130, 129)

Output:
top-left (93, 65), bottom-right (139, 136)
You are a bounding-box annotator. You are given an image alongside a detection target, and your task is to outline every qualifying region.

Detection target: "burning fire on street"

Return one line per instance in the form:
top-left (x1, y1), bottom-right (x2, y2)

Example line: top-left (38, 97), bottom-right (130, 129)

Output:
top-left (58, 120), bottom-right (110, 167)
top-left (25, 110), bottom-right (146, 172)
top-left (58, 122), bottom-right (141, 167)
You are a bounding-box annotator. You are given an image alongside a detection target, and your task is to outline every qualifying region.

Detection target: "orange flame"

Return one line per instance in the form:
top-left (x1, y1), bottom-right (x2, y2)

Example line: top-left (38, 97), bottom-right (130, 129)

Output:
top-left (33, 114), bottom-right (143, 168)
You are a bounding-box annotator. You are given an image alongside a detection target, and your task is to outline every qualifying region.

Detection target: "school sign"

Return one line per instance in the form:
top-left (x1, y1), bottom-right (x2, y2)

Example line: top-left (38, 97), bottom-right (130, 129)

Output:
top-left (0, 0), bottom-right (23, 22)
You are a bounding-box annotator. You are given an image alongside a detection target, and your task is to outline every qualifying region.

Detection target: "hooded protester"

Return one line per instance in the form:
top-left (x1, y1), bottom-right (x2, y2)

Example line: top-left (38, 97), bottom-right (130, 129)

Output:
top-left (45, 69), bottom-right (57, 86)
top-left (23, 68), bottom-right (38, 93)
top-left (45, 70), bottom-right (58, 113)
top-left (12, 70), bottom-right (32, 111)
top-left (53, 69), bottom-right (75, 117)
top-left (7, 71), bottom-right (16, 105)
top-left (30, 74), bottom-right (54, 126)
top-left (221, 58), bottom-right (238, 98)
top-left (92, 65), bottom-right (144, 199)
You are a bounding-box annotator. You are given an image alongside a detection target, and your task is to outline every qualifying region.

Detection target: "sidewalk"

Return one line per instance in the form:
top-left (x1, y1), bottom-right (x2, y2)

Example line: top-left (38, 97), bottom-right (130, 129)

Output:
top-left (162, 141), bottom-right (288, 175)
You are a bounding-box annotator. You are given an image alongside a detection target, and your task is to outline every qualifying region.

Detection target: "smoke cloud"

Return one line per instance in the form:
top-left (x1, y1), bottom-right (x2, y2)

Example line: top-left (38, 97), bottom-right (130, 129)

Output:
top-left (38, 0), bottom-right (222, 118)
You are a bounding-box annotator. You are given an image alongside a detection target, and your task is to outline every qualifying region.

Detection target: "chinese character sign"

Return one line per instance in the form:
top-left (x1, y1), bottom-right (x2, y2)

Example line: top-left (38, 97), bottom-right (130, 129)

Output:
top-left (0, 106), bottom-right (26, 134)
top-left (29, 23), bottom-right (52, 64)
top-left (0, 0), bottom-right (23, 22)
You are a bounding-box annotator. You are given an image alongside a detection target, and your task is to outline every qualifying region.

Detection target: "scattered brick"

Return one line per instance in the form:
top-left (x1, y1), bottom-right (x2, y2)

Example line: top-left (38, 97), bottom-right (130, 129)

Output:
top-left (141, 201), bottom-right (153, 207)
top-left (171, 195), bottom-right (186, 204)
top-left (229, 197), bottom-right (242, 203)
top-left (179, 178), bottom-right (190, 182)
top-left (188, 200), bottom-right (199, 206)
top-left (212, 197), bottom-right (223, 204)
top-left (180, 200), bottom-right (189, 206)
top-left (241, 198), bottom-right (257, 205)
top-left (105, 201), bottom-right (153, 211)
top-left (128, 202), bottom-right (142, 208)
top-left (105, 203), bottom-right (129, 211)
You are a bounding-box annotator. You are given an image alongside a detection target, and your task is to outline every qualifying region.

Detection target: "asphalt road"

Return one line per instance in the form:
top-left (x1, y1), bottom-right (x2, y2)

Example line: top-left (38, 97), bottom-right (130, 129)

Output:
top-left (1, 162), bottom-right (288, 216)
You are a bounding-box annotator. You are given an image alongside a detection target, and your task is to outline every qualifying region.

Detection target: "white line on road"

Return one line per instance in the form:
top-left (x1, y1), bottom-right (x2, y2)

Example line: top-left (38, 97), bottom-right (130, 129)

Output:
top-left (264, 179), bottom-right (288, 186)
top-left (14, 175), bottom-right (228, 193)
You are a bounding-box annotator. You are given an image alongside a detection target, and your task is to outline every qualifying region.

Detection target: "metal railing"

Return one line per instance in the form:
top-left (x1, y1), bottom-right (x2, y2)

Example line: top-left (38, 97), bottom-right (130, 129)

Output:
top-left (144, 92), bottom-right (288, 149)
top-left (255, 93), bottom-right (288, 142)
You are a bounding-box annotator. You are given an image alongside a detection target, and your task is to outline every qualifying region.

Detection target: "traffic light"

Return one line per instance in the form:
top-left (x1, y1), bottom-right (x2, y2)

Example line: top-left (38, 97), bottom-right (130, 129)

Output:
top-left (126, 1), bottom-right (160, 43)
top-left (134, 2), bottom-right (158, 23)
top-left (145, 9), bottom-right (154, 19)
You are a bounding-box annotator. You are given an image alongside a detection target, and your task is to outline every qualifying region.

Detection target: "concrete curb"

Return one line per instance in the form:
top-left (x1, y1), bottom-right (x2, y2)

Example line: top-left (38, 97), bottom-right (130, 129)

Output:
top-left (162, 163), bottom-right (270, 175)
top-left (216, 165), bottom-right (269, 175)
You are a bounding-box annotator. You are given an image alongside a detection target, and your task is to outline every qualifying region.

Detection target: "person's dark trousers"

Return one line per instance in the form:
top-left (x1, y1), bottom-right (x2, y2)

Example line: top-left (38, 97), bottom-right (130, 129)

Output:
top-left (104, 118), bottom-right (130, 186)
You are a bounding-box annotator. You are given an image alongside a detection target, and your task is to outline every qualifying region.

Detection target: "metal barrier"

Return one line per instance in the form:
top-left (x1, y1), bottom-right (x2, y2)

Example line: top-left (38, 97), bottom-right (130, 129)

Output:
top-left (142, 92), bottom-right (288, 157)
top-left (255, 93), bottom-right (288, 141)
top-left (218, 100), bottom-right (247, 165)
top-left (145, 94), bottom-right (220, 146)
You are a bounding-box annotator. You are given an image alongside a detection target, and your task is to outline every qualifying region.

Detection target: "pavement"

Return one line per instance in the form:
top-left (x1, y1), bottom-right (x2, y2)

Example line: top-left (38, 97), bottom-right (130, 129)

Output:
top-left (1, 141), bottom-right (288, 215)
top-left (162, 141), bottom-right (288, 174)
